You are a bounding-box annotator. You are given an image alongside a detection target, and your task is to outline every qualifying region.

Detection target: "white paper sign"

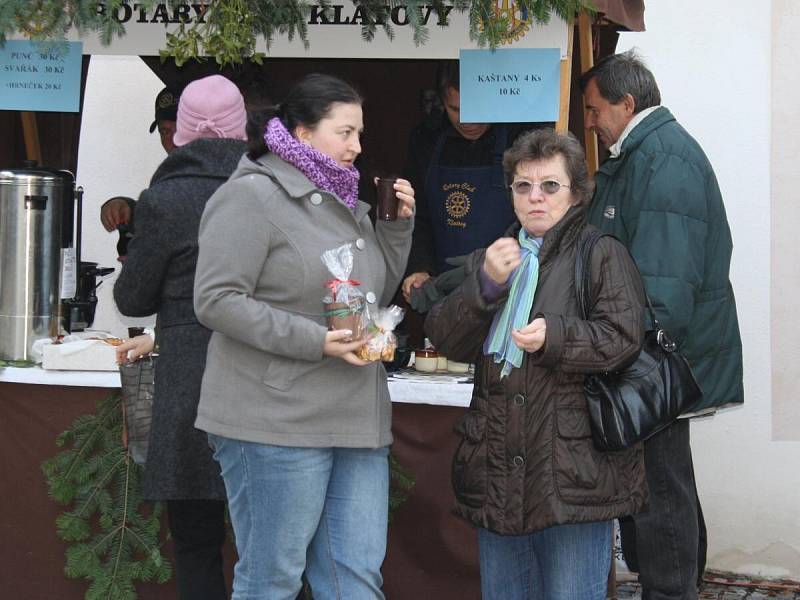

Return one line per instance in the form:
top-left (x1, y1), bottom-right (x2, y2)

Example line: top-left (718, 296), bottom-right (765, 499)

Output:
top-left (60, 247), bottom-right (77, 300)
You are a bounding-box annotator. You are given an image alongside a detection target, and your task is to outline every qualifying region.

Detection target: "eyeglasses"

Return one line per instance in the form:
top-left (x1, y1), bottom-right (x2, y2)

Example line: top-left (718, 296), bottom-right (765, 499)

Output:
top-left (510, 180), bottom-right (571, 197)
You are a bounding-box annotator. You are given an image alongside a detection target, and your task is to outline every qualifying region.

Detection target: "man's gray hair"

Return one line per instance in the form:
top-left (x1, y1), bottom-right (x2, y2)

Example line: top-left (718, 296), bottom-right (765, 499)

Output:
top-left (579, 50), bottom-right (661, 113)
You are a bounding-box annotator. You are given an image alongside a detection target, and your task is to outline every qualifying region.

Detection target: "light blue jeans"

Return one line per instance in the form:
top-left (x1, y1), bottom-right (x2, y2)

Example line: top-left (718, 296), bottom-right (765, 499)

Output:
top-left (208, 434), bottom-right (388, 600)
top-left (478, 520), bottom-right (613, 600)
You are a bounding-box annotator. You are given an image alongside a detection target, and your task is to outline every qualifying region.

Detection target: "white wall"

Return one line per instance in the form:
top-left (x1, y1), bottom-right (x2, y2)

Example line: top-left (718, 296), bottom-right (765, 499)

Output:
top-left (619, 0), bottom-right (800, 579)
top-left (770, 2), bottom-right (800, 442)
top-left (76, 55), bottom-right (163, 336)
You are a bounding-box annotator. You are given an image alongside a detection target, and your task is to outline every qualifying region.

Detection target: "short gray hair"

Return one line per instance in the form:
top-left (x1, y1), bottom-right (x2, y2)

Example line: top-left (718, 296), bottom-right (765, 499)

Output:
top-left (503, 129), bottom-right (594, 206)
top-left (579, 50), bottom-right (661, 113)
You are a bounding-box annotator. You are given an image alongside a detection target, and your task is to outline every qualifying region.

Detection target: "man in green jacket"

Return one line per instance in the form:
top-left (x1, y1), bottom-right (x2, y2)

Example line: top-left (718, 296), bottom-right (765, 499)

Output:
top-left (580, 51), bottom-right (743, 600)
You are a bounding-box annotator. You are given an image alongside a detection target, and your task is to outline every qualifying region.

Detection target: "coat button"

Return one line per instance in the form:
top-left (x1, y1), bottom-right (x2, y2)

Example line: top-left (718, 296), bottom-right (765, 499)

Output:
top-left (355, 238), bottom-right (366, 250)
top-left (512, 455), bottom-right (524, 467)
top-left (365, 292), bottom-right (377, 304)
top-left (310, 193), bottom-right (322, 205)
top-left (513, 393), bottom-right (525, 407)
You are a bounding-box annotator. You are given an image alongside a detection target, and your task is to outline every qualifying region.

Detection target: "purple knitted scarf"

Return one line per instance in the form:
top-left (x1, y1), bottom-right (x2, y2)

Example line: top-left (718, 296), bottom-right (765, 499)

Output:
top-left (264, 117), bottom-right (359, 211)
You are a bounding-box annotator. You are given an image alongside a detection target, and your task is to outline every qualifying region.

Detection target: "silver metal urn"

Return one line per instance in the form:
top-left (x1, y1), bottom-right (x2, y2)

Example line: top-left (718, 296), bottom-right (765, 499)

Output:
top-left (0, 166), bottom-right (75, 361)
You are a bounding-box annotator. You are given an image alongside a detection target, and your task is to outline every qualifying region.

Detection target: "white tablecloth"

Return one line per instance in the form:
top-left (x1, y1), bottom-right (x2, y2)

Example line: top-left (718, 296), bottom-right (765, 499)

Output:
top-left (0, 366), bottom-right (121, 388)
top-left (0, 367), bottom-right (473, 407)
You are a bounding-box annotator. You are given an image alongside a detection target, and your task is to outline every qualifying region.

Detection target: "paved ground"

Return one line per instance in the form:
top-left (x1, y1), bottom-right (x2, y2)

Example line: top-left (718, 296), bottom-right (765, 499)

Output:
top-left (614, 572), bottom-right (800, 599)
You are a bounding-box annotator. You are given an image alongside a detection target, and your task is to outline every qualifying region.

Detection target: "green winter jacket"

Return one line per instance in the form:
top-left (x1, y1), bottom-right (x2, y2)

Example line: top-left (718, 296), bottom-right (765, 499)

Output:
top-left (587, 107), bottom-right (743, 413)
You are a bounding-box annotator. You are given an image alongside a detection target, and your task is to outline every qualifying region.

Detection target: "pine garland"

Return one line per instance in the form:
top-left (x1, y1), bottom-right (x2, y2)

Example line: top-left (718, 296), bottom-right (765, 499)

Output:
top-left (41, 392), bottom-right (171, 600)
top-left (1, 1), bottom-right (595, 67)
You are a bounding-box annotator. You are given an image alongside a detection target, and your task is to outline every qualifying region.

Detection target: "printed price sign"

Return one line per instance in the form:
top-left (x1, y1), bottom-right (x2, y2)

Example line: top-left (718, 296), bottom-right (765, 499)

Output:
top-left (459, 48), bottom-right (561, 123)
top-left (0, 40), bottom-right (82, 112)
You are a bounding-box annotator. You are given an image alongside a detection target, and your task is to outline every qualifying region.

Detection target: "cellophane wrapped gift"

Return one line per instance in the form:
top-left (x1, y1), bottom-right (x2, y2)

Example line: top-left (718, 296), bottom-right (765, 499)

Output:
top-left (321, 243), bottom-right (366, 340)
top-left (357, 305), bottom-right (405, 362)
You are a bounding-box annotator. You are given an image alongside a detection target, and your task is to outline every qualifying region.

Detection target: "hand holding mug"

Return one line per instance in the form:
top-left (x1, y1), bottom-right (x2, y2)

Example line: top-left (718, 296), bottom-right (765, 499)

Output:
top-left (374, 177), bottom-right (415, 220)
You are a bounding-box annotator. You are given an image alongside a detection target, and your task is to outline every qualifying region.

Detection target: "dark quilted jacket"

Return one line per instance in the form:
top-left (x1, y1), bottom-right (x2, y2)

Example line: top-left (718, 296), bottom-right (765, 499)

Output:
top-left (588, 107), bottom-right (743, 414)
top-left (114, 138), bottom-right (246, 500)
top-left (425, 206), bottom-right (649, 535)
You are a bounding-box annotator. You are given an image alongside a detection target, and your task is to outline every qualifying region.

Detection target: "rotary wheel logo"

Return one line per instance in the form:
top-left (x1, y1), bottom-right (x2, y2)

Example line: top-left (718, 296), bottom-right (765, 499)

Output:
top-left (482, 0), bottom-right (533, 45)
top-left (446, 192), bottom-right (471, 218)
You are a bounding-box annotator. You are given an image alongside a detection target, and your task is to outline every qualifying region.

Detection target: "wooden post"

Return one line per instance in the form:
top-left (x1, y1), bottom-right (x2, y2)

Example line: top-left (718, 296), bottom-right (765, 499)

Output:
top-left (576, 10), bottom-right (614, 597)
top-left (555, 18), bottom-right (574, 134)
top-left (20, 111), bottom-right (43, 165)
top-left (578, 9), bottom-right (599, 175)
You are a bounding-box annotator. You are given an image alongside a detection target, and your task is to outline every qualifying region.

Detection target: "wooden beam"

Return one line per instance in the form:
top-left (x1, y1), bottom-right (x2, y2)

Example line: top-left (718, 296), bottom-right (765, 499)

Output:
top-left (578, 9), bottom-right (599, 176)
top-left (555, 17), bottom-right (574, 134)
top-left (20, 112), bottom-right (42, 165)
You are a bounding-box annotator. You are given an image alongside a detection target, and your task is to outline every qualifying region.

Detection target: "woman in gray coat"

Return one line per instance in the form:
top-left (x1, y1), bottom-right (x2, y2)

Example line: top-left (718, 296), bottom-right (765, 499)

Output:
top-left (114, 75), bottom-right (248, 600)
top-left (193, 74), bottom-right (415, 600)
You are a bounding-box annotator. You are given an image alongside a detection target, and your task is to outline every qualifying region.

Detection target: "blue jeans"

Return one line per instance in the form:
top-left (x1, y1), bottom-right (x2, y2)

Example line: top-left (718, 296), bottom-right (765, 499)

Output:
top-left (478, 521), bottom-right (612, 600)
top-left (208, 434), bottom-right (389, 600)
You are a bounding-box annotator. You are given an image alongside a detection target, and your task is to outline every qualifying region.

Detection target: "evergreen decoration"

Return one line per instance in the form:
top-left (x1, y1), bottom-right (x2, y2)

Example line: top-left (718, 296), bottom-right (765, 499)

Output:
top-left (1, 1), bottom-right (595, 67)
top-left (0, 358), bottom-right (36, 367)
top-left (41, 392), bottom-right (171, 600)
top-left (389, 451), bottom-right (415, 523)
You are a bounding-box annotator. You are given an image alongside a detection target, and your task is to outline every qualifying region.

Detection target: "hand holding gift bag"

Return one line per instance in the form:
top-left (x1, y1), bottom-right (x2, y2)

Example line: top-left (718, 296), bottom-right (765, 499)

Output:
top-left (321, 243), bottom-right (366, 341)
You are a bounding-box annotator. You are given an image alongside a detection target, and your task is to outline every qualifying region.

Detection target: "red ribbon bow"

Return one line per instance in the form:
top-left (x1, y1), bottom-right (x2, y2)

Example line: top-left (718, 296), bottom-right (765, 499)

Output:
top-left (325, 278), bottom-right (361, 302)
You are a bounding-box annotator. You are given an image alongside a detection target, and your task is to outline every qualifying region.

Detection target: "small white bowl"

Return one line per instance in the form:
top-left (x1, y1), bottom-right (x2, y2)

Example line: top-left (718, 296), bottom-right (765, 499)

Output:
top-left (414, 350), bottom-right (439, 373)
top-left (447, 361), bottom-right (470, 373)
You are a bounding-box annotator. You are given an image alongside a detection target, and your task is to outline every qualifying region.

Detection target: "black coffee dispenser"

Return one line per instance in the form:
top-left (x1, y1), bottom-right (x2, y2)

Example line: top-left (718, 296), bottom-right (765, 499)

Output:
top-left (62, 261), bottom-right (115, 333)
top-left (62, 186), bottom-right (115, 333)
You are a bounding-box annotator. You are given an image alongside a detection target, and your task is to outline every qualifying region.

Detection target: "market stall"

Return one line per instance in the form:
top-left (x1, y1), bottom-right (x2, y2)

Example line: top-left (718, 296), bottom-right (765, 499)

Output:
top-left (1, 2), bottom-right (645, 597)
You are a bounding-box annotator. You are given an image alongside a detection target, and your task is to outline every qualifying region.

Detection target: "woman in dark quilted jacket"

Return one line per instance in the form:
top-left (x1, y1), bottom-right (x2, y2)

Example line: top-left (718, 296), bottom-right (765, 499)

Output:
top-left (425, 129), bottom-right (649, 600)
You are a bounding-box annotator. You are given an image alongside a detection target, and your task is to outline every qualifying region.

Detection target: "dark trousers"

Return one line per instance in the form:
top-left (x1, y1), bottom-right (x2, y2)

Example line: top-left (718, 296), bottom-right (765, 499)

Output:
top-left (620, 419), bottom-right (705, 600)
top-left (166, 499), bottom-right (227, 600)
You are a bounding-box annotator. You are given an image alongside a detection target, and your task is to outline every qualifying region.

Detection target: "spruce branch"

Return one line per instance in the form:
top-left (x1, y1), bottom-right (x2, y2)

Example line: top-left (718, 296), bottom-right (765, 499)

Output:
top-left (41, 393), bottom-right (171, 600)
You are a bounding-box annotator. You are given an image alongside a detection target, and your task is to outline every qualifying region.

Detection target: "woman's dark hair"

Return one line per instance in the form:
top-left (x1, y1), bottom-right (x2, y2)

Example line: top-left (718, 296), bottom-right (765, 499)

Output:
top-left (502, 129), bottom-right (594, 206)
top-left (246, 73), bottom-right (363, 158)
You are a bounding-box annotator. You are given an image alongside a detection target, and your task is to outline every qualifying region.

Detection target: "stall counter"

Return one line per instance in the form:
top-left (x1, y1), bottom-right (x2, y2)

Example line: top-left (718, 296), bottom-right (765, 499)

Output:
top-left (0, 366), bottom-right (479, 599)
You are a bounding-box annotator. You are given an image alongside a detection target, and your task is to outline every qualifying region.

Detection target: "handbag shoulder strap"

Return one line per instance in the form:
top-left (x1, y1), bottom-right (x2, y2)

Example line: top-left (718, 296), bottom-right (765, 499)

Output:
top-left (574, 227), bottom-right (608, 321)
top-left (574, 227), bottom-right (661, 329)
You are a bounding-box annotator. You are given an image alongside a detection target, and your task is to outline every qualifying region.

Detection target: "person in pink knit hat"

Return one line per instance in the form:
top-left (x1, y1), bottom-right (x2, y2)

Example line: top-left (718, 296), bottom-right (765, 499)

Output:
top-left (114, 74), bottom-right (248, 600)
top-left (173, 74), bottom-right (248, 146)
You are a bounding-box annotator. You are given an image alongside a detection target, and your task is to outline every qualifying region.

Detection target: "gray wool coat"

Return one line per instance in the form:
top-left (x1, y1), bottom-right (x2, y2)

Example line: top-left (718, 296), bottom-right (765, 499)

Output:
top-left (194, 153), bottom-right (413, 448)
top-left (114, 138), bottom-right (246, 500)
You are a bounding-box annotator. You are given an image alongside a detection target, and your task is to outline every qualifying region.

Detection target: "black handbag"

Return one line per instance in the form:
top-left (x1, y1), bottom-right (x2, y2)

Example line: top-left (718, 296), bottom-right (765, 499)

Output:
top-left (575, 229), bottom-right (703, 451)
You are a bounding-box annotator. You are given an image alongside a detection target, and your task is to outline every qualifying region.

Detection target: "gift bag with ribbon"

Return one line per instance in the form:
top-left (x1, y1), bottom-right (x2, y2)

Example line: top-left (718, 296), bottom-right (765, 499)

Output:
top-left (321, 243), bottom-right (366, 340)
top-left (357, 305), bottom-right (405, 362)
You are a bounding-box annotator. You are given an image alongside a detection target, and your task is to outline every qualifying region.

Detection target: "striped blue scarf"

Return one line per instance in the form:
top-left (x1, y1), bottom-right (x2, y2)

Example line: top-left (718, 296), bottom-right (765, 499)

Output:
top-left (483, 229), bottom-right (542, 378)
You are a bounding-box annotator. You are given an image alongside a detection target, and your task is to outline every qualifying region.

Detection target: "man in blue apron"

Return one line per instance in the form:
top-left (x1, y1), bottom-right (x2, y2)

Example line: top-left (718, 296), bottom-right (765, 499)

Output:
top-left (402, 61), bottom-right (532, 310)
